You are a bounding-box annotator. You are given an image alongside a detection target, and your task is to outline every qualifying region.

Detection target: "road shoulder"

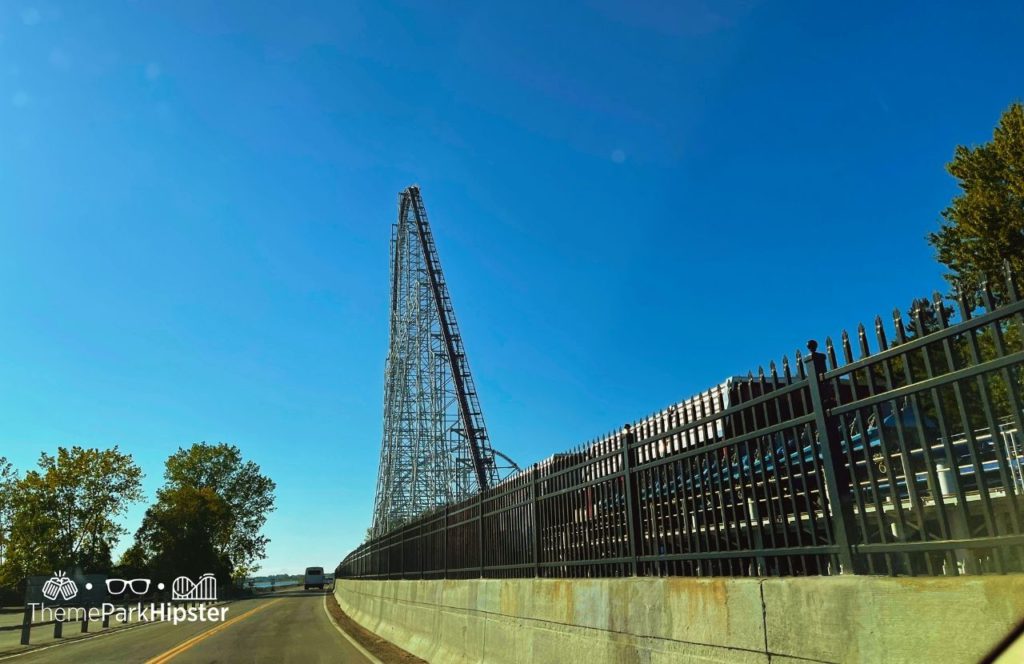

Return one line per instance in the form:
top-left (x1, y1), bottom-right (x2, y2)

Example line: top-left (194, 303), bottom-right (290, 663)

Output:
top-left (322, 591), bottom-right (425, 664)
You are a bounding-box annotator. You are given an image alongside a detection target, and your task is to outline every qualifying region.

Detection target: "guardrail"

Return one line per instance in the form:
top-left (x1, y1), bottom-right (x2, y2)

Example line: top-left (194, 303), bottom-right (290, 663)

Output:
top-left (340, 266), bottom-right (1024, 579)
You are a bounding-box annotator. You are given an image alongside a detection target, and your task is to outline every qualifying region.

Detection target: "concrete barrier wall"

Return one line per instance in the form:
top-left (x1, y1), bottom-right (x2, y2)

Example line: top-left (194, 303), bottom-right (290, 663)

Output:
top-left (335, 575), bottom-right (1024, 663)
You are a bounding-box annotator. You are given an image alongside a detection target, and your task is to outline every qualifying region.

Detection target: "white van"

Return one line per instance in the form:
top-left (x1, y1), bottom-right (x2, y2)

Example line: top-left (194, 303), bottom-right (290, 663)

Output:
top-left (304, 566), bottom-right (325, 590)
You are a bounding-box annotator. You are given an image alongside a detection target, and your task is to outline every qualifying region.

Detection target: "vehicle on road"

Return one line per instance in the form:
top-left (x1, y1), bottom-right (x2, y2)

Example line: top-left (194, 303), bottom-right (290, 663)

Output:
top-left (304, 566), bottom-right (325, 590)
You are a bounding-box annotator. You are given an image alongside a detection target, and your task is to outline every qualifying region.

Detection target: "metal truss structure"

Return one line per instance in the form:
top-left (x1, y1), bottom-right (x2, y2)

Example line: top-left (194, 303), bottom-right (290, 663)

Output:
top-left (371, 186), bottom-right (518, 537)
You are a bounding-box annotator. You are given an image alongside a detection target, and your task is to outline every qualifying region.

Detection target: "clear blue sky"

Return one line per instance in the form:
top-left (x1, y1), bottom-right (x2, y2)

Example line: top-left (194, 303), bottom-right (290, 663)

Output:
top-left (1, 1), bottom-right (1022, 575)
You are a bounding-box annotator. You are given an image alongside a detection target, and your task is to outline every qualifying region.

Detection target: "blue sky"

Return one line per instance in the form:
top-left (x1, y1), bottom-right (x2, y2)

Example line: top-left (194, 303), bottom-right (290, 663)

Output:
top-left (1, 1), bottom-right (1022, 575)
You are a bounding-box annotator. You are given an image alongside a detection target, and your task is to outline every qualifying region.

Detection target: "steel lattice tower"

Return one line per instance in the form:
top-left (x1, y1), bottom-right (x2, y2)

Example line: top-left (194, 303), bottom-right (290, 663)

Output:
top-left (371, 186), bottom-right (516, 537)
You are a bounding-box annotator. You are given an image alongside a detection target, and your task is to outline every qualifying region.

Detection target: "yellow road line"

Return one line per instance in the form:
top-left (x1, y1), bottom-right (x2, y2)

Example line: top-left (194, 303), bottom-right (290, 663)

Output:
top-left (144, 599), bottom-right (281, 664)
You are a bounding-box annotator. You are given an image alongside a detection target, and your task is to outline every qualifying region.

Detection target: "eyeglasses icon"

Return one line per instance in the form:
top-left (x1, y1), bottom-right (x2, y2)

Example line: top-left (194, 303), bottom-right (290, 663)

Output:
top-left (105, 578), bottom-right (151, 595)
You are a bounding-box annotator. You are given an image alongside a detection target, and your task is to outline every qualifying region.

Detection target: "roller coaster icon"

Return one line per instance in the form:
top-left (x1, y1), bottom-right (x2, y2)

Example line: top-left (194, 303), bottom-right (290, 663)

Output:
top-left (171, 573), bottom-right (217, 601)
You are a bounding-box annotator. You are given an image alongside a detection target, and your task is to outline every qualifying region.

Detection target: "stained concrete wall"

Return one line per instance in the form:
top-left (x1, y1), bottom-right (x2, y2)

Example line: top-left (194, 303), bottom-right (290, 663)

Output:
top-left (334, 575), bottom-right (1024, 664)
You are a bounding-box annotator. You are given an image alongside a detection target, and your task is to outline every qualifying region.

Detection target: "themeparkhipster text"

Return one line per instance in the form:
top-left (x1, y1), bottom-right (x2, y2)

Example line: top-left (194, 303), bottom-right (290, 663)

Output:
top-left (29, 601), bottom-right (229, 626)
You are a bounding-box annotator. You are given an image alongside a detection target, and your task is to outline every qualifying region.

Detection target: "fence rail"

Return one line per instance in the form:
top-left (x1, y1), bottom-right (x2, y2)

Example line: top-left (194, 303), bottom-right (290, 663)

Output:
top-left (339, 267), bottom-right (1024, 579)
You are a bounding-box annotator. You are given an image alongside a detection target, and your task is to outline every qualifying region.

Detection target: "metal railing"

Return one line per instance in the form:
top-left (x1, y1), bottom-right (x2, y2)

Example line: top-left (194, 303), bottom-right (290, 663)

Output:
top-left (339, 267), bottom-right (1024, 578)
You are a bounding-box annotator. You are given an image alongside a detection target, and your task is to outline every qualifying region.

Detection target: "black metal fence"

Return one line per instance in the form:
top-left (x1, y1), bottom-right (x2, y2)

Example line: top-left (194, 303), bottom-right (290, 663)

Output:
top-left (339, 267), bottom-right (1024, 579)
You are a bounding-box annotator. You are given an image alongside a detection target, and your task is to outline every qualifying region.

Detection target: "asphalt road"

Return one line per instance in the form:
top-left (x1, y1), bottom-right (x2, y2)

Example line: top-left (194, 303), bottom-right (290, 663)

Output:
top-left (0, 590), bottom-right (374, 664)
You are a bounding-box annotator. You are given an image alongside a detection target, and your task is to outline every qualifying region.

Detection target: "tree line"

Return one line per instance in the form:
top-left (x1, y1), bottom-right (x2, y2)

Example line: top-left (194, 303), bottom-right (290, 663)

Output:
top-left (0, 443), bottom-right (274, 603)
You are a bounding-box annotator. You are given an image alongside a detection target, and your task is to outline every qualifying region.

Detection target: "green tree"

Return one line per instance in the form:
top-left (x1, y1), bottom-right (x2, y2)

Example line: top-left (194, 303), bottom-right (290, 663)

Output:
top-left (0, 447), bottom-right (143, 587)
top-left (115, 541), bottom-right (150, 580)
top-left (0, 459), bottom-right (17, 603)
top-left (162, 443), bottom-right (276, 578)
top-left (125, 485), bottom-right (233, 583)
top-left (887, 298), bottom-right (989, 433)
top-left (929, 102), bottom-right (1024, 298)
top-left (0, 458), bottom-right (16, 569)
